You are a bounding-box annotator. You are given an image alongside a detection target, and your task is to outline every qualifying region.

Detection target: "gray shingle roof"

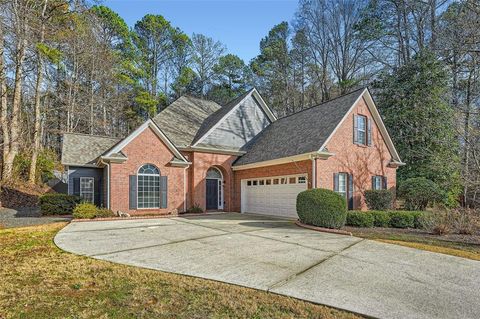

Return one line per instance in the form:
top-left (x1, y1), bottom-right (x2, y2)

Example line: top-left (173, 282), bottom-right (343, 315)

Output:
top-left (234, 88), bottom-right (365, 166)
top-left (191, 88), bottom-right (255, 145)
top-left (153, 96), bottom-right (222, 147)
top-left (61, 133), bottom-right (122, 166)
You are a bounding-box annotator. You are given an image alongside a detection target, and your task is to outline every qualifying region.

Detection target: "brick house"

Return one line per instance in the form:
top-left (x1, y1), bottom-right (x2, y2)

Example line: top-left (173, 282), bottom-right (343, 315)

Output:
top-left (61, 87), bottom-right (404, 218)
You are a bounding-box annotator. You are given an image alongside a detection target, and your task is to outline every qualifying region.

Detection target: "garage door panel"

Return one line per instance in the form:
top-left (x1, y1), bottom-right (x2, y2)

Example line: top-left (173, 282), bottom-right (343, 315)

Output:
top-left (242, 175), bottom-right (307, 219)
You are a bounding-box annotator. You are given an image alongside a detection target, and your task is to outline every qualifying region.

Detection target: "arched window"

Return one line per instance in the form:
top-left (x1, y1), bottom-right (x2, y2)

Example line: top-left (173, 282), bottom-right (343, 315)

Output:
top-left (137, 164), bottom-right (160, 209)
top-left (206, 167), bottom-right (222, 179)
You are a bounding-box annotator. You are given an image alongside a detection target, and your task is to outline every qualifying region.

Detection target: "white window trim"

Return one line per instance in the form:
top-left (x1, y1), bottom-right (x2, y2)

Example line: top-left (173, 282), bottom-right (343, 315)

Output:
top-left (80, 177), bottom-right (94, 203)
top-left (137, 164), bottom-right (161, 210)
top-left (357, 114), bottom-right (367, 145)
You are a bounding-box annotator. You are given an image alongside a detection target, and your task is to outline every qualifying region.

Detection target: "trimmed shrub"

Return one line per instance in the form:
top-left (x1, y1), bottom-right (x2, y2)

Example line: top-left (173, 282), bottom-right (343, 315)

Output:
top-left (364, 190), bottom-right (393, 211)
top-left (346, 211), bottom-right (374, 228)
top-left (369, 210), bottom-right (391, 227)
top-left (39, 193), bottom-right (81, 215)
top-left (96, 208), bottom-right (115, 218)
top-left (397, 178), bottom-right (443, 211)
top-left (296, 188), bottom-right (347, 229)
top-left (73, 203), bottom-right (98, 219)
top-left (187, 203), bottom-right (203, 214)
top-left (389, 211), bottom-right (415, 228)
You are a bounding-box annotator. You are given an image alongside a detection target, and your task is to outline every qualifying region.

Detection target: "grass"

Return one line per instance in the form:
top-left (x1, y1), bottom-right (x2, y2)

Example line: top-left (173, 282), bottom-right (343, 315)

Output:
top-left (348, 228), bottom-right (480, 261)
top-left (0, 223), bottom-right (360, 319)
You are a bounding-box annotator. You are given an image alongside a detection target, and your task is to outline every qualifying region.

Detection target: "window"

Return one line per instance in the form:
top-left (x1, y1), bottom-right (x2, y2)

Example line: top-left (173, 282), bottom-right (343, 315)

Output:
top-left (259, 180), bottom-right (265, 185)
top-left (356, 115), bottom-right (367, 145)
top-left (289, 177), bottom-right (296, 184)
top-left (137, 164), bottom-right (160, 209)
top-left (280, 177), bottom-right (287, 184)
top-left (273, 178), bottom-right (279, 185)
top-left (337, 173), bottom-right (347, 198)
top-left (298, 176), bottom-right (306, 184)
top-left (80, 177), bottom-right (94, 203)
top-left (247, 180), bottom-right (252, 186)
top-left (266, 179), bottom-right (271, 185)
top-left (252, 180), bottom-right (258, 186)
top-left (372, 175), bottom-right (385, 190)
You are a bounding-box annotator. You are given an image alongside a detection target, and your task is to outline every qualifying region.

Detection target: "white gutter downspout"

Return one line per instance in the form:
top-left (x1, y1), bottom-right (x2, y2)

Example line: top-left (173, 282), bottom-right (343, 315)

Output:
top-left (311, 157), bottom-right (316, 189)
top-left (183, 167), bottom-right (187, 212)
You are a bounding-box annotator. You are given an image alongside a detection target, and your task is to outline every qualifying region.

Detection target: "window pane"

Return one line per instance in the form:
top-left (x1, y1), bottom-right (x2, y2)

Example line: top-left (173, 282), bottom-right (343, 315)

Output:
top-left (80, 177), bottom-right (94, 203)
top-left (247, 181), bottom-right (252, 186)
top-left (289, 177), bottom-right (296, 184)
top-left (266, 179), bottom-right (271, 185)
top-left (137, 174), bottom-right (160, 208)
top-left (259, 180), bottom-right (265, 185)
top-left (298, 176), bottom-right (306, 184)
top-left (273, 179), bottom-right (279, 185)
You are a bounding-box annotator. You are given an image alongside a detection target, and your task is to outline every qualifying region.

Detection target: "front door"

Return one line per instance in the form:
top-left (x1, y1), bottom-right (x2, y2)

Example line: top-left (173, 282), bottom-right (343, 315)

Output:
top-left (206, 179), bottom-right (218, 210)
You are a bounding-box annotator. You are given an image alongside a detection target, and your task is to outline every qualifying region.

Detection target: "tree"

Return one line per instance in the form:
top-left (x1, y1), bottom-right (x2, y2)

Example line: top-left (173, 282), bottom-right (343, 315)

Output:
top-left (191, 33), bottom-right (225, 97)
top-left (208, 54), bottom-right (250, 104)
top-left (373, 51), bottom-right (460, 197)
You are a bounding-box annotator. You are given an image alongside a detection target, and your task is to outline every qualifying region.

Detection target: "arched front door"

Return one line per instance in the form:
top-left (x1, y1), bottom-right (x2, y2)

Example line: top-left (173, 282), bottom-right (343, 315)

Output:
top-left (206, 167), bottom-right (223, 210)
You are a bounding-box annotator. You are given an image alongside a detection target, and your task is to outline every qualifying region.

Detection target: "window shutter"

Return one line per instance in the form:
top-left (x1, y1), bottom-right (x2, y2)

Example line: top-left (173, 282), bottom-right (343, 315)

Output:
top-left (372, 176), bottom-right (376, 190)
top-left (348, 174), bottom-right (354, 210)
top-left (94, 177), bottom-right (102, 207)
top-left (160, 176), bottom-right (168, 209)
top-left (129, 175), bottom-right (137, 210)
top-left (73, 178), bottom-right (80, 196)
top-left (367, 118), bottom-right (372, 146)
top-left (383, 176), bottom-right (388, 190)
top-left (333, 173), bottom-right (339, 192)
top-left (353, 115), bottom-right (358, 144)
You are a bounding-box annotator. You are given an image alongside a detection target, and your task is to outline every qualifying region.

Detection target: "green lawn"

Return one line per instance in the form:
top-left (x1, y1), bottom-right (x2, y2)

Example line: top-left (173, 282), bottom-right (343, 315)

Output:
top-left (0, 223), bottom-right (360, 319)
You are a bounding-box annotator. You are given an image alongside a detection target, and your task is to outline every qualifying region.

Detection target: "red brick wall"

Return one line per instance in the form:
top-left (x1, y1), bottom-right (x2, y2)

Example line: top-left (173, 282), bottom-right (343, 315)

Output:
top-left (317, 96), bottom-right (397, 210)
top-left (182, 151), bottom-right (237, 212)
top-left (232, 160), bottom-right (313, 212)
top-left (109, 127), bottom-right (186, 215)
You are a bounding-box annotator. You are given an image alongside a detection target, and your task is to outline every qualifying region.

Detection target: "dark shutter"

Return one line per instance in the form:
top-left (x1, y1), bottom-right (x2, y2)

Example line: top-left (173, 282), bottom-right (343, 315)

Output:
top-left (372, 176), bottom-right (376, 190)
top-left (94, 177), bottom-right (102, 207)
top-left (160, 176), bottom-right (168, 208)
top-left (383, 176), bottom-right (388, 190)
top-left (129, 175), bottom-right (137, 210)
top-left (353, 115), bottom-right (358, 144)
top-left (73, 178), bottom-right (80, 196)
top-left (348, 174), bottom-right (354, 210)
top-left (367, 118), bottom-right (372, 146)
top-left (333, 173), bottom-right (339, 192)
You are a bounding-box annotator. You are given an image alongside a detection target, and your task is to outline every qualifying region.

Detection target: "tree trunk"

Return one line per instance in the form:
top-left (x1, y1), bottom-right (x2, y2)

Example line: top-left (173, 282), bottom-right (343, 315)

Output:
top-left (0, 20), bottom-right (9, 177)
top-left (29, 0), bottom-right (48, 184)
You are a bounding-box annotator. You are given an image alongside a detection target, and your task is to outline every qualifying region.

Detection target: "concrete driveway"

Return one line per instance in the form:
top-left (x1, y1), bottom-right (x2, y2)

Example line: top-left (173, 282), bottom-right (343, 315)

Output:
top-left (55, 213), bottom-right (480, 319)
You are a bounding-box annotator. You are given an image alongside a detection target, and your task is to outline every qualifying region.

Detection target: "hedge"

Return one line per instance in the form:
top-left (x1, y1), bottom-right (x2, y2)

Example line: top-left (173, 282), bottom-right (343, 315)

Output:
top-left (346, 210), bottom-right (426, 229)
top-left (346, 211), bottom-right (374, 227)
top-left (297, 188), bottom-right (347, 229)
top-left (73, 203), bottom-right (115, 219)
top-left (39, 193), bottom-right (81, 215)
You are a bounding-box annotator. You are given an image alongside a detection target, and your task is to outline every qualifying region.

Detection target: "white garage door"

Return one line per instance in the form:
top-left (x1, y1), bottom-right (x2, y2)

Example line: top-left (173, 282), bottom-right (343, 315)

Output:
top-left (242, 174), bottom-right (307, 219)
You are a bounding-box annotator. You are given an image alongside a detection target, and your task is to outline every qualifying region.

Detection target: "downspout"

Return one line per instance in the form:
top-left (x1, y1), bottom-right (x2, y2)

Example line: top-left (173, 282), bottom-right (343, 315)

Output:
top-left (183, 166), bottom-right (187, 212)
top-left (311, 157), bottom-right (316, 189)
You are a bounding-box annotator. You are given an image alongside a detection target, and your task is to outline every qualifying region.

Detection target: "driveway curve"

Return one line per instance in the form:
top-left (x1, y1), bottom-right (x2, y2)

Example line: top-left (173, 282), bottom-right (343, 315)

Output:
top-left (55, 213), bottom-right (480, 319)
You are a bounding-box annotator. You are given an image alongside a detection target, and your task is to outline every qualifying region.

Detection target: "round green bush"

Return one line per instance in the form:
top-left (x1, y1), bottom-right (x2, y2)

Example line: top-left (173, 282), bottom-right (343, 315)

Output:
top-left (398, 177), bottom-right (443, 211)
top-left (73, 203), bottom-right (98, 219)
top-left (364, 190), bottom-right (393, 211)
top-left (388, 211), bottom-right (415, 228)
top-left (296, 188), bottom-right (347, 229)
top-left (369, 210), bottom-right (391, 227)
top-left (346, 211), bottom-right (374, 228)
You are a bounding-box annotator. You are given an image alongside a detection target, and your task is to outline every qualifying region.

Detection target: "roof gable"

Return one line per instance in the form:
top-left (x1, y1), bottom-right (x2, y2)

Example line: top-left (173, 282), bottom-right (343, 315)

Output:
top-left (192, 88), bottom-right (276, 147)
top-left (103, 119), bottom-right (189, 164)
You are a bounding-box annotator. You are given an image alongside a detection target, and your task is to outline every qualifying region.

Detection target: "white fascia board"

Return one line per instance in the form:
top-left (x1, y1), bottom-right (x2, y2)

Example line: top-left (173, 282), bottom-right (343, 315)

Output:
top-left (232, 151), bottom-right (333, 171)
top-left (318, 88), bottom-right (403, 163)
top-left (193, 88), bottom-right (276, 147)
top-left (104, 119), bottom-right (189, 164)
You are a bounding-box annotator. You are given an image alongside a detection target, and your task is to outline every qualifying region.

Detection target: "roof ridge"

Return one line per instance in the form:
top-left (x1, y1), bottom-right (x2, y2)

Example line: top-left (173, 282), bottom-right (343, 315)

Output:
top-left (222, 87), bottom-right (254, 107)
top-left (275, 87), bottom-right (366, 122)
top-left (63, 132), bottom-right (122, 140)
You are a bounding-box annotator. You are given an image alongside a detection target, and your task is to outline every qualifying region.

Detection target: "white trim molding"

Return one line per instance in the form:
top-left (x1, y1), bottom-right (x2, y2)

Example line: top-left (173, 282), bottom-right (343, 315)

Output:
top-left (103, 119), bottom-right (189, 164)
top-left (232, 151), bottom-right (334, 171)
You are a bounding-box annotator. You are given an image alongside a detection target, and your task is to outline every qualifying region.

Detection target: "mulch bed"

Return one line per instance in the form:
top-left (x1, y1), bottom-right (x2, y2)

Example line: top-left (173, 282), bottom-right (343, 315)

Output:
top-left (343, 226), bottom-right (480, 246)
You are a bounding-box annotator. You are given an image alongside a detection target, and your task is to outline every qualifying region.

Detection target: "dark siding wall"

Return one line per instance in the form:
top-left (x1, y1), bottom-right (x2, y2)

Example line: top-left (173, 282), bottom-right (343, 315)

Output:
top-left (68, 166), bottom-right (105, 207)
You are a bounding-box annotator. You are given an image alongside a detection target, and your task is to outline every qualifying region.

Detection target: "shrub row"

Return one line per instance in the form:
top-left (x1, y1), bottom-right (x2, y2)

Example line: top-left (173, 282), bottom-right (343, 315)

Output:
top-left (297, 188), bottom-right (347, 229)
top-left (346, 210), bottom-right (425, 229)
top-left (39, 193), bottom-right (81, 215)
top-left (73, 203), bottom-right (115, 219)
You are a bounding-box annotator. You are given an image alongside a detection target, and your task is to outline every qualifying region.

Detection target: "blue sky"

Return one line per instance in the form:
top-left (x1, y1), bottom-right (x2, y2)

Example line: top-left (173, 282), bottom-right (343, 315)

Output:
top-left (102, 0), bottom-right (298, 62)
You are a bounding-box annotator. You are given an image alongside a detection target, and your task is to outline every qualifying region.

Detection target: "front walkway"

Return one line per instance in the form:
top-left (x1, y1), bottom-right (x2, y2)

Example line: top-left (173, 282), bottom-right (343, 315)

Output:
top-left (55, 213), bottom-right (480, 319)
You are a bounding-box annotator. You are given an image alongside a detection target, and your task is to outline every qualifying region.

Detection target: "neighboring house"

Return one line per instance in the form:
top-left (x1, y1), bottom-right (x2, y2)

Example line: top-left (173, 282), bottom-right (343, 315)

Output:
top-left (61, 87), bottom-right (404, 218)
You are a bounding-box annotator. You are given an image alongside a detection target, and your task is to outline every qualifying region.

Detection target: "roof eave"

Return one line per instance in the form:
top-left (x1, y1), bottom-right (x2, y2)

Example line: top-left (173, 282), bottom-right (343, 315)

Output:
top-left (233, 150), bottom-right (333, 171)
